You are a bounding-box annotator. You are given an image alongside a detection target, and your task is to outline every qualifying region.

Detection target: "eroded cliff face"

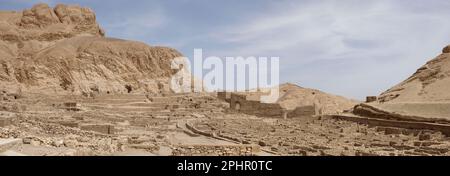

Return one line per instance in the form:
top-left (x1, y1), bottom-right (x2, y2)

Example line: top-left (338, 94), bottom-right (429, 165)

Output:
top-left (0, 3), bottom-right (188, 96)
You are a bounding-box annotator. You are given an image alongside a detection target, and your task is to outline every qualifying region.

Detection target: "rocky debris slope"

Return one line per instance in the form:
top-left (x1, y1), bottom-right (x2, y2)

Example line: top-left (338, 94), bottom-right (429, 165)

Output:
top-left (0, 3), bottom-right (187, 95)
top-left (379, 45), bottom-right (450, 103)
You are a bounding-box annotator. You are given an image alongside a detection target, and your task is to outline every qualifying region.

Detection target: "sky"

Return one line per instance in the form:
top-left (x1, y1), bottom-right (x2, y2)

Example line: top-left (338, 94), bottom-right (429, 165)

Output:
top-left (2, 0), bottom-right (450, 100)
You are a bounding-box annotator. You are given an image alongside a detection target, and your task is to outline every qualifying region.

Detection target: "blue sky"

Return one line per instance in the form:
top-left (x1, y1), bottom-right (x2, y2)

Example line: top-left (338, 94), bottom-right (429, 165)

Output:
top-left (2, 0), bottom-right (450, 100)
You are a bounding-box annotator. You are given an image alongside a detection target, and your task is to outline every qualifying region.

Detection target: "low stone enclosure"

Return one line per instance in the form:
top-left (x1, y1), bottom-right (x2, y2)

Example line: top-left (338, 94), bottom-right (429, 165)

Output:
top-left (217, 92), bottom-right (317, 118)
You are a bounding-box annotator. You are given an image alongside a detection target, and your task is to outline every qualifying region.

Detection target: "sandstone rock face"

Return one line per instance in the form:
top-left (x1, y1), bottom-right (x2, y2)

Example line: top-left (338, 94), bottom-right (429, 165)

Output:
top-left (379, 45), bottom-right (450, 103)
top-left (0, 3), bottom-right (187, 95)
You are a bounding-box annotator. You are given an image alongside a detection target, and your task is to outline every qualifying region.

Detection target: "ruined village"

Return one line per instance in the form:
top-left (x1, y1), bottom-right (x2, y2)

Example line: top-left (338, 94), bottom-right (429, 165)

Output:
top-left (2, 3), bottom-right (450, 156)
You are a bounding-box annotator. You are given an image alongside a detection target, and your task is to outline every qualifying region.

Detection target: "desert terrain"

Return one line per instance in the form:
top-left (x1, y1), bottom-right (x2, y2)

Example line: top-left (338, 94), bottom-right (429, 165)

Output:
top-left (1, 3), bottom-right (450, 156)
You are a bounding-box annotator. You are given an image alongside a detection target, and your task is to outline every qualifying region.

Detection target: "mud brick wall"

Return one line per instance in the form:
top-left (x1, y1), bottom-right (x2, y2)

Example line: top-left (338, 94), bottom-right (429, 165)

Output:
top-left (239, 100), bottom-right (261, 111)
top-left (172, 145), bottom-right (260, 156)
top-left (255, 103), bottom-right (283, 117)
top-left (230, 93), bottom-right (246, 110)
top-left (217, 92), bottom-right (231, 102)
top-left (229, 93), bottom-right (285, 117)
top-left (288, 105), bottom-right (316, 118)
